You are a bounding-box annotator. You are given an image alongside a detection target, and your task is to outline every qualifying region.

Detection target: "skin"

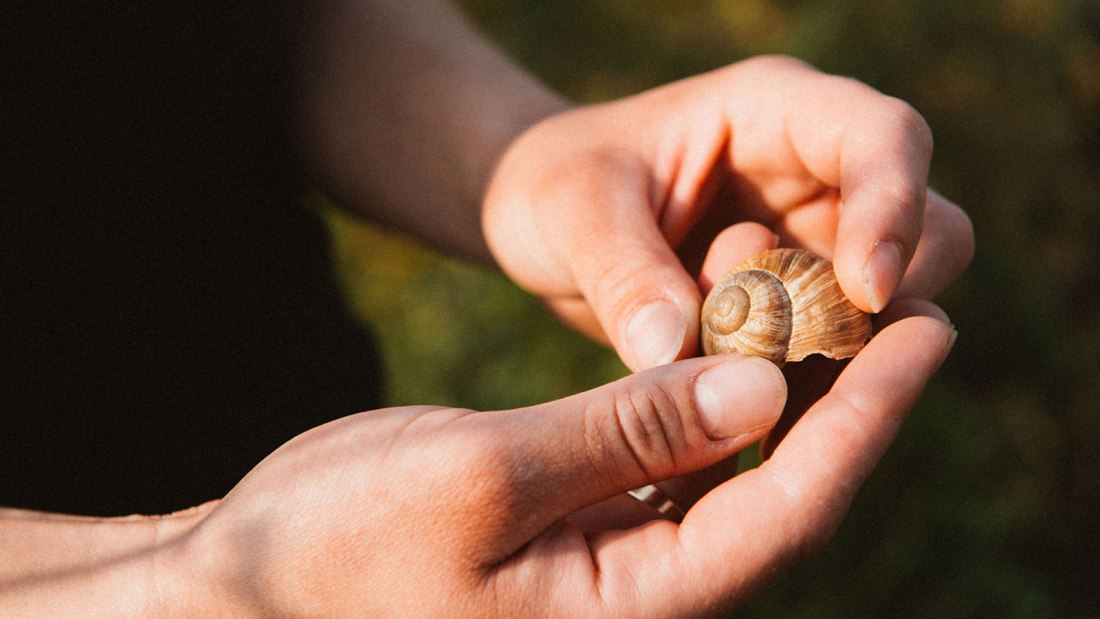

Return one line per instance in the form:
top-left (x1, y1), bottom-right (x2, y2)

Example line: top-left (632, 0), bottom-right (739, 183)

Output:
top-left (484, 55), bottom-right (973, 370)
top-left (1, 0), bottom-right (974, 615)
top-left (0, 303), bottom-right (956, 617)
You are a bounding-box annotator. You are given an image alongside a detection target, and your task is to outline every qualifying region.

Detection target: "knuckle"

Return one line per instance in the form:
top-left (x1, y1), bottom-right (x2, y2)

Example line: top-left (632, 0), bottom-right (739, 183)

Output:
top-left (764, 466), bottom-right (852, 565)
top-left (425, 413), bottom-right (523, 502)
top-left (925, 193), bottom-right (976, 275)
top-left (878, 96), bottom-right (935, 155)
top-left (594, 257), bottom-right (642, 299)
top-left (945, 199), bottom-right (976, 268)
top-left (767, 395), bottom-right (876, 560)
top-left (883, 180), bottom-right (929, 225)
top-left (580, 251), bottom-right (654, 318)
top-left (741, 54), bottom-right (816, 74)
top-left (457, 439), bottom-right (521, 495)
top-left (583, 382), bottom-right (685, 484)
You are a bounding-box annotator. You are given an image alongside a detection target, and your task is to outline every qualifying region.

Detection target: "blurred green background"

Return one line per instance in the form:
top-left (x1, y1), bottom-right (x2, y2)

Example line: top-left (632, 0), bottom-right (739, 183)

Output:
top-left (321, 1), bottom-right (1100, 616)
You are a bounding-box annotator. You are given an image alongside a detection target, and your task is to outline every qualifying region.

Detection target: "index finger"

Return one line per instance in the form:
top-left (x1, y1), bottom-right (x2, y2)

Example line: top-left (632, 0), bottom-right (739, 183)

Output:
top-left (786, 74), bottom-right (934, 313)
top-left (578, 301), bottom-right (956, 615)
top-left (832, 96), bottom-right (933, 313)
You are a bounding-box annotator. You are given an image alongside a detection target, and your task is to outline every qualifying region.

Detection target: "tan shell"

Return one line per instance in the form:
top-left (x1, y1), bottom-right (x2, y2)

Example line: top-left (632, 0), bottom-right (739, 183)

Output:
top-left (701, 248), bottom-right (872, 365)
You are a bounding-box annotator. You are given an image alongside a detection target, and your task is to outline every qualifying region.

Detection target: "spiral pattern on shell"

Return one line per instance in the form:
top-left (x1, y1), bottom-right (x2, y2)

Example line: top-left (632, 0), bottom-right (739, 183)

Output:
top-left (700, 248), bottom-right (872, 365)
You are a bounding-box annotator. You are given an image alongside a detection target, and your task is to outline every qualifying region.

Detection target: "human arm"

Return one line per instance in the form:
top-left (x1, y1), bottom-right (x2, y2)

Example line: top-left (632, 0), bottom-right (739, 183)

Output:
top-left (484, 55), bottom-right (974, 370)
top-left (298, 0), bottom-right (569, 262)
top-left (0, 506), bottom-right (211, 616)
top-left (298, 1), bottom-right (972, 370)
top-left (0, 301), bottom-right (951, 617)
top-left (0, 2), bottom-right (969, 614)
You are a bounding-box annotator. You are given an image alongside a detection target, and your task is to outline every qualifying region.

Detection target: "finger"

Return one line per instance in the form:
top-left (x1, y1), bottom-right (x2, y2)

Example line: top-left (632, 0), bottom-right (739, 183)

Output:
top-left (570, 453), bottom-right (743, 532)
top-left (566, 493), bottom-right (665, 533)
top-left (565, 304), bottom-right (955, 615)
top-left (829, 98), bottom-right (933, 313)
top-left (542, 296), bottom-right (609, 345)
top-left (697, 221), bottom-right (780, 293)
top-left (564, 190), bottom-right (705, 371)
top-left (760, 297), bottom-right (953, 457)
top-left (894, 189), bottom-right (975, 301)
top-left (570, 454), bottom-right (742, 533)
top-left (484, 140), bottom-right (703, 370)
top-left (468, 354), bottom-right (786, 559)
top-left (760, 354), bottom-right (847, 459)
top-left (651, 452), bottom-right (740, 515)
top-left (874, 296), bottom-right (953, 329)
top-left (771, 187), bottom-right (974, 305)
top-left (691, 305), bottom-right (954, 607)
top-left (763, 61), bottom-right (935, 313)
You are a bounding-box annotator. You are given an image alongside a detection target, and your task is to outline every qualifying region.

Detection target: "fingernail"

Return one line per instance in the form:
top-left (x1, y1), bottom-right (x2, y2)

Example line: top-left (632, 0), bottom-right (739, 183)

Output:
top-left (624, 300), bottom-right (687, 369)
top-left (694, 357), bottom-right (786, 440)
top-left (864, 241), bottom-right (904, 313)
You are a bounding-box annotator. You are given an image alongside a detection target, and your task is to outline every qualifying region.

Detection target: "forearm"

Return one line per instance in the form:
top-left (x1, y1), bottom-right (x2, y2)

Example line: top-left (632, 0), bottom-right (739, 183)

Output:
top-left (299, 0), bottom-right (571, 262)
top-left (0, 506), bottom-right (209, 616)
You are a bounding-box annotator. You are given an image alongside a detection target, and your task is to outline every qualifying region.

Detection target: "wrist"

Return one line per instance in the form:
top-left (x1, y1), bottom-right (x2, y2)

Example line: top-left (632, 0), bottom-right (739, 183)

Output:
top-left (299, 0), bottom-right (572, 263)
top-left (0, 504), bottom-right (215, 617)
top-left (144, 504), bottom-right (230, 617)
top-left (148, 502), bottom-right (277, 618)
top-left (466, 89), bottom-right (572, 244)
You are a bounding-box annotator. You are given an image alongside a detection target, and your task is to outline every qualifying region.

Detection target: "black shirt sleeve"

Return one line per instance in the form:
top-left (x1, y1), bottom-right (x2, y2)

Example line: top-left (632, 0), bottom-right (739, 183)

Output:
top-left (2, 1), bottom-right (385, 515)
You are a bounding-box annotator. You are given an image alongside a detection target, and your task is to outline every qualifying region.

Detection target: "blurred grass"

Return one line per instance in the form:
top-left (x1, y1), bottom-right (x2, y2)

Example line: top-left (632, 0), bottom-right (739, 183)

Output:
top-left (322, 209), bottom-right (628, 410)
top-left (321, 0), bottom-right (1100, 616)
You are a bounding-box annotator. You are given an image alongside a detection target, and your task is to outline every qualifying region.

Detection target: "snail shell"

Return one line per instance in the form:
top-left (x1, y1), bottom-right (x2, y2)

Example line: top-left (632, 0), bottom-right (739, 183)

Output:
top-left (701, 248), bottom-right (872, 365)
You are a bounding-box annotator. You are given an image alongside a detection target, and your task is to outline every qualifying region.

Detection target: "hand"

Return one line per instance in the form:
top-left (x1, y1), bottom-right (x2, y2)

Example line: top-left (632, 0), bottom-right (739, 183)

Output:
top-left (161, 303), bottom-right (954, 617)
top-left (484, 55), bottom-right (973, 371)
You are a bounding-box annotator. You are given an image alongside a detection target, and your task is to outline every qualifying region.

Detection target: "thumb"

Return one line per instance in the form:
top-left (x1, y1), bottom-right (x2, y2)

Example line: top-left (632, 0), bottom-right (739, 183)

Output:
top-left (567, 195), bottom-right (704, 373)
top-left (482, 354), bottom-right (786, 549)
top-left (482, 116), bottom-right (701, 371)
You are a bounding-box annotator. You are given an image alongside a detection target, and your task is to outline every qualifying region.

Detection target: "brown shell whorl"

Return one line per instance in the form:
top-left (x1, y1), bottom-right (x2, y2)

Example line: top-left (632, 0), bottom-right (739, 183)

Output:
top-left (701, 269), bottom-right (792, 365)
top-left (700, 248), bottom-right (872, 365)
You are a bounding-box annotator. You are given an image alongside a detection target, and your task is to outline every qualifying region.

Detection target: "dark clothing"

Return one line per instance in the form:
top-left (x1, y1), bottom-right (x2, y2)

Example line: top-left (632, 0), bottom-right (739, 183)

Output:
top-left (2, 2), bottom-right (384, 515)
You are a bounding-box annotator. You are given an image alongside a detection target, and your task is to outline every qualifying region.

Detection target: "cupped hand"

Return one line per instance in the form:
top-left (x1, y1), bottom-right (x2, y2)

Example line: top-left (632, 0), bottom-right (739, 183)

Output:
top-left (168, 302), bottom-right (954, 617)
top-left (483, 55), bottom-right (973, 371)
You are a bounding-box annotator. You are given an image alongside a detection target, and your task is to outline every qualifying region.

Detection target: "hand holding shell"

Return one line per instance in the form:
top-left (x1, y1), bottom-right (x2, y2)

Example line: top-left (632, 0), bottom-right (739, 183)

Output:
top-left (700, 249), bottom-right (872, 365)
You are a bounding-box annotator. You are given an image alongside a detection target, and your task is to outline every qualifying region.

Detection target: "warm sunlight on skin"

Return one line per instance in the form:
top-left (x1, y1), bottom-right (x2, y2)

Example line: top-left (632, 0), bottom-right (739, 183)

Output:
top-left (2, 0), bottom-right (972, 615)
top-left (165, 302), bottom-right (952, 617)
top-left (484, 57), bottom-right (972, 373)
